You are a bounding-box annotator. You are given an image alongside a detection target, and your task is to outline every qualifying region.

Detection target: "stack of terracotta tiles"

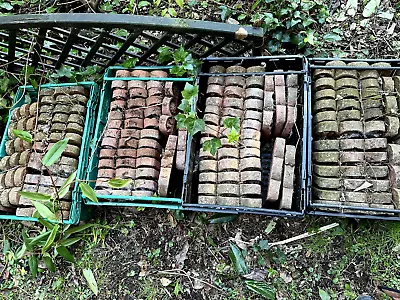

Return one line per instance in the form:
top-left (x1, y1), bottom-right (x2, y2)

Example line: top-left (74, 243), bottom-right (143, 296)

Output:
top-left (95, 70), bottom-right (187, 198)
top-left (198, 64), bottom-right (299, 209)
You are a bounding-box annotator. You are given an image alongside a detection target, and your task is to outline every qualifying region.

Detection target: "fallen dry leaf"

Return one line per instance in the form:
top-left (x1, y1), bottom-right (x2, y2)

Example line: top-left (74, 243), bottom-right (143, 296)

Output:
top-left (175, 242), bottom-right (189, 269)
top-left (160, 277), bottom-right (172, 287)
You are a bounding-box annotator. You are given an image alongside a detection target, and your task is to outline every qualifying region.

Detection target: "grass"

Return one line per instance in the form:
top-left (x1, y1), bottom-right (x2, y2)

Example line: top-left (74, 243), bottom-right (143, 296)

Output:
top-left (304, 218), bottom-right (400, 292)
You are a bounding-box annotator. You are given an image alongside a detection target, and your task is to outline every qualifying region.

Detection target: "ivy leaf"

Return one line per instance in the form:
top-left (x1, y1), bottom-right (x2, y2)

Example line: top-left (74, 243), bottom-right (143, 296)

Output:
top-left (31, 200), bottom-right (57, 220)
top-left (303, 29), bottom-right (315, 46)
top-left (108, 178), bottom-right (131, 189)
top-left (171, 65), bottom-right (186, 76)
top-left (19, 191), bottom-right (52, 202)
top-left (28, 255), bottom-right (38, 277)
top-left (122, 58), bottom-right (138, 68)
top-left (202, 138), bottom-right (221, 156)
top-left (177, 99), bottom-right (192, 114)
top-left (12, 129), bottom-right (32, 143)
top-left (228, 243), bottom-right (248, 274)
top-left (54, 65), bottom-right (73, 79)
top-left (173, 46), bottom-right (187, 63)
top-left (83, 269), bottom-right (98, 296)
top-left (227, 127), bottom-right (240, 143)
top-left (175, 114), bottom-right (187, 129)
top-left (223, 117), bottom-right (240, 132)
top-left (362, 0), bottom-right (380, 17)
top-left (244, 280), bottom-right (275, 299)
top-left (184, 117), bottom-right (205, 136)
top-left (79, 182), bottom-right (98, 203)
top-left (42, 138), bottom-right (69, 167)
top-left (323, 33), bottom-right (342, 42)
top-left (157, 46), bottom-right (173, 64)
top-left (181, 83), bottom-right (198, 100)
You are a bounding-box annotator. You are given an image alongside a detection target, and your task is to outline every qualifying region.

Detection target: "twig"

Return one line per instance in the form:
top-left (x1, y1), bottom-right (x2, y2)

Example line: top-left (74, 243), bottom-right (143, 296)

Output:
top-left (158, 269), bottom-right (225, 292)
top-left (269, 223), bottom-right (340, 247)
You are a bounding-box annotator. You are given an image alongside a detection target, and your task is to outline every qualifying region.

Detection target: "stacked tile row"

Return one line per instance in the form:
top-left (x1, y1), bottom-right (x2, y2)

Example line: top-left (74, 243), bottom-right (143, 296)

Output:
top-left (198, 64), bottom-right (299, 209)
top-left (312, 61), bottom-right (400, 212)
top-left (0, 86), bottom-right (89, 219)
top-left (95, 70), bottom-right (187, 198)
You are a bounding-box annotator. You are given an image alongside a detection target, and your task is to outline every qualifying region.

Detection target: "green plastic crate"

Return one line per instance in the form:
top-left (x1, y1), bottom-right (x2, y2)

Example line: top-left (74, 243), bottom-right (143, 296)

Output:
top-left (85, 66), bottom-right (193, 209)
top-left (0, 82), bottom-right (100, 224)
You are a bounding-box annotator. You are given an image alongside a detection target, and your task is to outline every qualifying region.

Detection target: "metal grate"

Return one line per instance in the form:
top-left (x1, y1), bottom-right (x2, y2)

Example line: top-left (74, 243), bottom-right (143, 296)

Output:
top-left (0, 14), bottom-right (264, 72)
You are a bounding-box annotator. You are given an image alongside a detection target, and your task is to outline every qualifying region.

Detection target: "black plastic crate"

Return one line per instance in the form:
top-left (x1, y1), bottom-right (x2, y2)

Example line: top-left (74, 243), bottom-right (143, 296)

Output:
top-left (307, 58), bottom-right (400, 221)
top-left (182, 56), bottom-right (308, 216)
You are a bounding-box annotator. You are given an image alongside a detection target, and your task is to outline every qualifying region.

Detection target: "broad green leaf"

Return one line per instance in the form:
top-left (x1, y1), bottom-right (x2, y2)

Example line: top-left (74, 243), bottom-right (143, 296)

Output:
top-left (319, 288), bottom-right (331, 300)
top-left (42, 138), bottom-right (69, 167)
top-left (15, 244), bottom-right (26, 260)
top-left (202, 138), bottom-right (222, 156)
top-left (108, 178), bottom-right (131, 189)
top-left (175, 114), bottom-right (187, 129)
top-left (168, 7), bottom-right (177, 17)
top-left (3, 239), bottom-right (10, 254)
top-left (245, 280), bottom-right (275, 299)
top-left (157, 46), bottom-right (173, 64)
top-left (56, 245), bottom-right (74, 263)
top-left (79, 182), bottom-right (98, 203)
top-left (223, 117), bottom-right (240, 131)
top-left (30, 231), bottom-right (50, 246)
top-left (83, 268), bottom-right (98, 296)
top-left (173, 210), bottom-right (185, 220)
top-left (122, 58), bottom-right (138, 68)
top-left (39, 219), bottom-right (54, 230)
top-left (55, 65), bottom-right (73, 79)
top-left (175, 0), bottom-right (184, 9)
top-left (12, 129), bottom-right (32, 143)
top-left (228, 243), bottom-right (248, 274)
top-left (42, 224), bottom-right (59, 253)
top-left (227, 127), bottom-right (240, 143)
top-left (0, 2), bottom-right (13, 10)
top-left (58, 171), bottom-right (77, 199)
top-left (43, 253), bottom-right (56, 272)
top-left (362, 0), bottom-right (380, 17)
top-left (22, 229), bottom-right (34, 252)
top-left (181, 83), bottom-right (198, 100)
top-left (31, 200), bottom-right (57, 220)
top-left (19, 191), bottom-right (52, 202)
top-left (323, 33), bottom-right (342, 42)
top-left (173, 46), bottom-right (187, 63)
top-left (59, 237), bottom-right (82, 247)
top-left (184, 117), bottom-right (205, 136)
top-left (64, 223), bottom-right (94, 235)
top-left (28, 255), bottom-right (38, 277)
top-left (138, 0), bottom-right (151, 8)
top-left (304, 29), bottom-right (315, 46)
top-left (208, 213), bottom-right (237, 224)
top-left (345, 0), bottom-right (358, 16)
top-left (177, 99), bottom-right (192, 114)
top-left (259, 240), bottom-right (269, 250)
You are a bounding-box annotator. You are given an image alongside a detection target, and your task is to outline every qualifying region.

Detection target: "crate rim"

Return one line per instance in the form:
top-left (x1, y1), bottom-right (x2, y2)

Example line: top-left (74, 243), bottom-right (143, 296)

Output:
top-left (0, 13), bottom-right (264, 40)
top-left (0, 81), bottom-right (99, 224)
